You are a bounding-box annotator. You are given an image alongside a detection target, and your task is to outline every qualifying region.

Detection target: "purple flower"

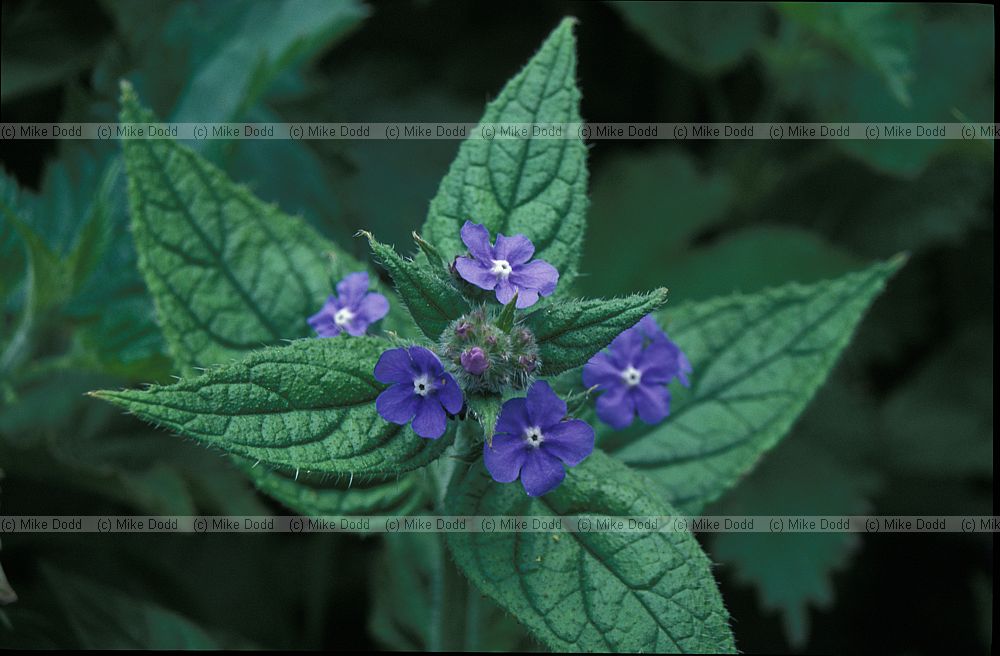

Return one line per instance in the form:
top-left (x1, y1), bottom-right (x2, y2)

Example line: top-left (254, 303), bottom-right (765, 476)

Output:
top-left (454, 221), bottom-right (558, 309)
top-left (483, 380), bottom-right (594, 496)
top-left (375, 347), bottom-right (464, 439)
top-left (309, 272), bottom-right (390, 337)
top-left (460, 347), bottom-right (490, 375)
top-left (583, 315), bottom-right (691, 430)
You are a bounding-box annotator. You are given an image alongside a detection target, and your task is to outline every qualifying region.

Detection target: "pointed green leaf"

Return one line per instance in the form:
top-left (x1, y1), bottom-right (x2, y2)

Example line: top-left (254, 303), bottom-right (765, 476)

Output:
top-left (445, 450), bottom-right (735, 653)
top-left (363, 231), bottom-right (469, 340)
top-left (421, 18), bottom-right (589, 287)
top-left (465, 393), bottom-right (503, 445)
top-left (240, 463), bottom-right (427, 517)
top-left (526, 288), bottom-right (669, 376)
top-left (92, 337), bottom-right (450, 476)
top-left (604, 258), bottom-right (904, 513)
top-left (119, 82), bottom-right (369, 373)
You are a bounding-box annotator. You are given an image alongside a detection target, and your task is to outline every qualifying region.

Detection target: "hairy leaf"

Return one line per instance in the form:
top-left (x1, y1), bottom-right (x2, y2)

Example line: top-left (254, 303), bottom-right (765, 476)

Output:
top-left (526, 289), bottom-right (669, 376)
top-left (446, 450), bottom-right (735, 653)
top-left (422, 18), bottom-right (588, 287)
top-left (240, 463), bottom-right (427, 516)
top-left (92, 337), bottom-right (450, 476)
top-left (119, 82), bottom-right (367, 373)
top-left (604, 258), bottom-right (903, 513)
top-left (465, 393), bottom-right (503, 444)
top-left (364, 232), bottom-right (468, 340)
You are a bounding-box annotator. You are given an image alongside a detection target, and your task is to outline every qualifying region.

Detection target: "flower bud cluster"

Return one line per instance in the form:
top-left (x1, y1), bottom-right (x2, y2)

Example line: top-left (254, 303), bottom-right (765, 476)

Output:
top-left (438, 306), bottom-right (540, 393)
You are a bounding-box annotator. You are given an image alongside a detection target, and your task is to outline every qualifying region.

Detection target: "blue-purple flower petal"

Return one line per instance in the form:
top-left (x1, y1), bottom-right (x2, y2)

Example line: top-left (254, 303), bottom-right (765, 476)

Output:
top-left (454, 257), bottom-right (498, 291)
top-left (596, 385), bottom-right (635, 429)
top-left (411, 397), bottom-right (447, 438)
top-left (493, 232), bottom-right (535, 265)
top-left (520, 449), bottom-right (566, 497)
top-left (454, 221), bottom-right (559, 308)
top-left (525, 380), bottom-right (566, 428)
top-left (460, 220), bottom-right (494, 262)
top-left (483, 434), bottom-right (529, 483)
top-left (584, 313), bottom-right (691, 429)
top-left (336, 271), bottom-right (370, 306)
top-left (375, 383), bottom-right (420, 424)
top-left (542, 419), bottom-right (594, 467)
top-left (374, 348), bottom-right (416, 384)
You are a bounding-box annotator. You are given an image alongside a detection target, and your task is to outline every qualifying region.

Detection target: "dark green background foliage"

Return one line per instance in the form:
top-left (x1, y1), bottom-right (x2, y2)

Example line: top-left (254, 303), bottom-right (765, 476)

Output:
top-left (0, 1), bottom-right (992, 652)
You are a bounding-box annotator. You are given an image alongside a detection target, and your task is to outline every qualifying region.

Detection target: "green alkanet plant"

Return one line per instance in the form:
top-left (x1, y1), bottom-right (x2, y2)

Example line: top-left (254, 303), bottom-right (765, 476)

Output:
top-left (91, 18), bottom-right (902, 653)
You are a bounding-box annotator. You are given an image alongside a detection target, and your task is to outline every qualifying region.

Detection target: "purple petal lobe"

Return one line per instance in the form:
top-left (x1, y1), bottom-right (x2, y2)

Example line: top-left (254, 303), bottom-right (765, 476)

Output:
top-left (483, 434), bottom-right (530, 483)
top-left (494, 279), bottom-right (517, 305)
top-left (542, 419), bottom-right (594, 467)
top-left (357, 292), bottom-right (390, 324)
top-left (455, 257), bottom-right (498, 291)
top-left (633, 384), bottom-right (670, 425)
top-left (460, 221), bottom-right (494, 262)
top-left (525, 380), bottom-right (567, 428)
top-left (342, 319), bottom-right (369, 337)
top-left (493, 233), bottom-right (535, 265)
top-left (512, 288), bottom-right (539, 309)
top-left (520, 449), bottom-right (566, 497)
top-left (376, 383), bottom-right (419, 424)
top-left (436, 374), bottom-right (465, 414)
top-left (336, 271), bottom-right (370, 306)
top-left (411, 397), bottom-right (447, 438)
top-left (582, 352), bottom-right (622, 389)
top-left (608, 325), bottom-right (645, 366)
top-left (374, 348), bottom-right (416, 384)
top-left (408, 346), bottom-right (444, 377)
top-left (639, 341), bottom-right (682, 384)
top-left (495, 397), bottom-right (530, 437)
top-left (509, 259), bottom-right (559, 297)
top-left (596, 385), bottom-right (636, 429)
top-left (308, 311), bottom-right (342, 337)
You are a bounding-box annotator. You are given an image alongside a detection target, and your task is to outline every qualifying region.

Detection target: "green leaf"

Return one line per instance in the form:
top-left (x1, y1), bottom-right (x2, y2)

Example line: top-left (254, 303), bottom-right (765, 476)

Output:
top-left (709, 438), bottom-right (879, 647)
top-left (363, 232), bottom-right (469, 340)
top-left (445, 450), bottom-right (735, 653)
top-left (465, 393), bottom-right (503, 445)
top-left (526, 289), bottom-right (669, 376)
top-left (604, 258), bottom-right (904, 513)
top-left (91, 337), bottom-right (450, 476)
top-left (119, 82), bottom-right (368, 373)
top-left (240, 463), bottom-right (427, 516)
top-left (613, 1), bottom-right (767, 75)
top-left (422, 18), bottom-right (589, 288)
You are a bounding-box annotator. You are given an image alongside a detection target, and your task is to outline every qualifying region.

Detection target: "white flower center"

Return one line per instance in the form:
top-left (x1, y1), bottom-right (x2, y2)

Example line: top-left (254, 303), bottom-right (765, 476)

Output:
top-left (523, 426), bottom-right (545, 448)
top-left (621, 365), bottom-right (642, 387)
top-left (413, 374), bottom-right (434, 397)
top-left (334, 307), bottom-right (355, 327)
top-left (490, 259), bottom-right (513, 279)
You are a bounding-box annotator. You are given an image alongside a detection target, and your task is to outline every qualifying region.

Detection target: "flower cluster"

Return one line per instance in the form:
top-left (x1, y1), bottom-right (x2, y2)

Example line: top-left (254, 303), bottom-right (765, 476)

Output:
top-left (583, 315), bottom-right (691, 429)
top-left (437, 306), bottom-right (540, 394)
top-left (309, 222), bottom-right (689, 495)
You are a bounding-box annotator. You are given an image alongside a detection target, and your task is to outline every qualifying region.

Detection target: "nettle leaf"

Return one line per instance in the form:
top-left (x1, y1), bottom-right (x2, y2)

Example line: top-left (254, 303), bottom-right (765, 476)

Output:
top-left (240, 463), bottom-right (427, 516)
top-left (92, 337), bottom-right (450, 476)
top-left (446, 450), bottom-right (735, 653)
top-left (363, 232), bottom-right (469, 340)
top-left (526, 289), bottom-right (669, 376)
top-left (604, 258), bottom-right (904, 514)
top-left (422, 18), bottom-right (588, 288)
top-left (119, 82), bottom-right (368, 373)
